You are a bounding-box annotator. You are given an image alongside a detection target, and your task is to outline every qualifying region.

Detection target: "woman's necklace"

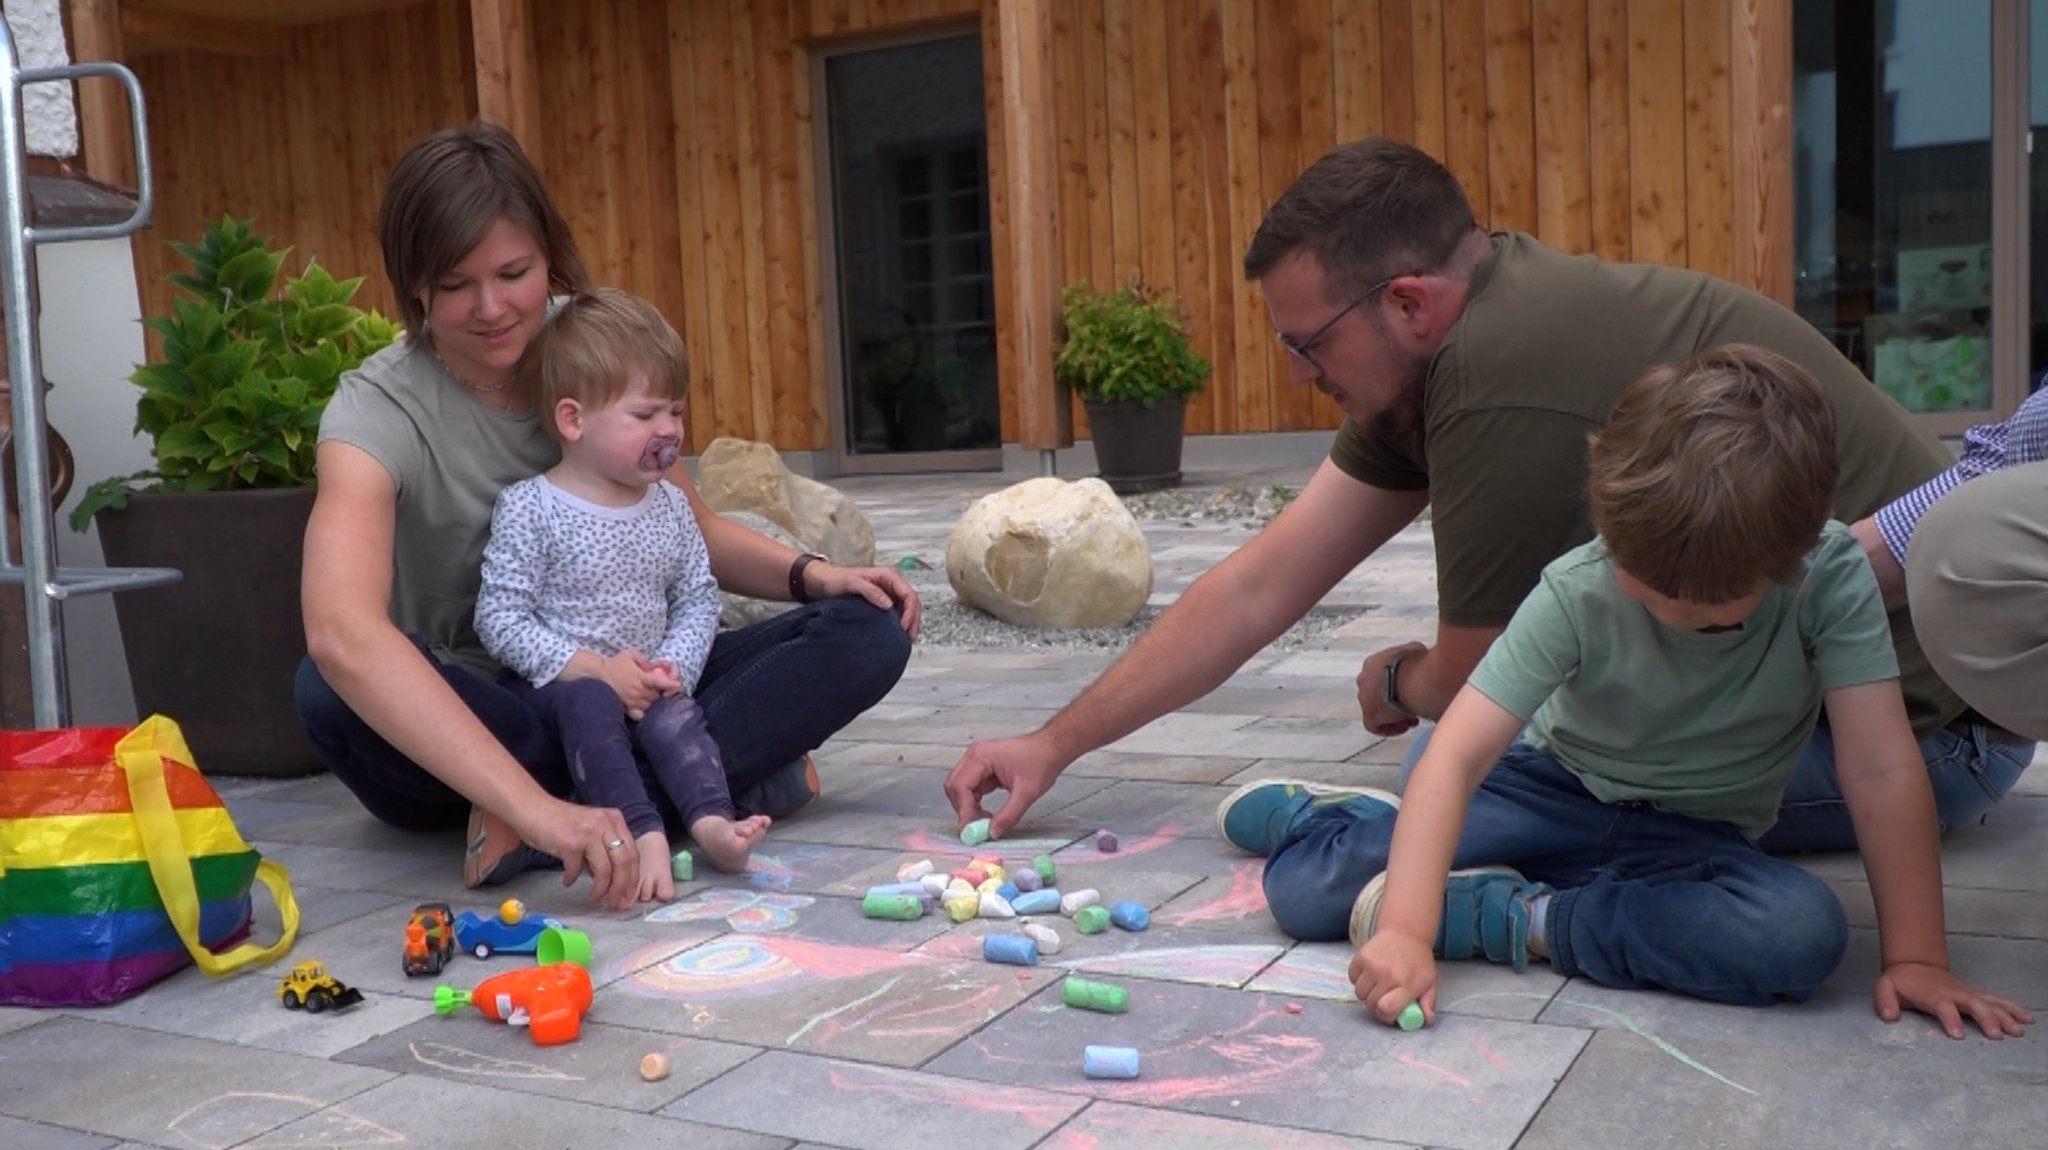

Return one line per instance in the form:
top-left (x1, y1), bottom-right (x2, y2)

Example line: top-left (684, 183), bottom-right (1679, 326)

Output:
top-left (430, 342), bottom-right (512, 396)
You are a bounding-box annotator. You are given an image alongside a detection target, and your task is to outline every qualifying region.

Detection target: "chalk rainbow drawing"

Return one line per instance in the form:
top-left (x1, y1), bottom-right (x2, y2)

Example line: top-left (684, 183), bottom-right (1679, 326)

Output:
top-left (166, 1092), bottom-right (403, 1149)
top-left (644, 888), bottom-right (814, 932)
top-left (823, 1062), bottom-right (1076, 1129)
top-left (1054, 942), bottom-right (1284, 988)
top-left (1047, 823), bottom-right (1185, 863)
top-left (742, 844), bottom-right (841, 891)
top-left (1243, 943), bottom-right (1354, 999)
top-left (1162, 860), bottom-right (1268, 927)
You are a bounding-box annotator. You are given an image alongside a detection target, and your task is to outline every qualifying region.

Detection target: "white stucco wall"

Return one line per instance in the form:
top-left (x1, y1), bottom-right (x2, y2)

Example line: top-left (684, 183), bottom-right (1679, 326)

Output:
top-left (41, 239), bottom-right (148, 723)
top-left (3, 0), bottom-right (80, 158)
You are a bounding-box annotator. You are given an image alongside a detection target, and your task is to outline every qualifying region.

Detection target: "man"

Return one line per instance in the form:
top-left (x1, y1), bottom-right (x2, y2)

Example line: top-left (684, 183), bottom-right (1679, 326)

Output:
top-left (944, 137), bottom-right (2032, 848)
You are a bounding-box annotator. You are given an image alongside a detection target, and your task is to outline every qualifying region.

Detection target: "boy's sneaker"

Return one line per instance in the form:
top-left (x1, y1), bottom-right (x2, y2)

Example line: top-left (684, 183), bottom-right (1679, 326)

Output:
top-left (1349, 865), bottom-right (1552, 971)
top-left (1215, 779), bottom-right (1400, 856)
top-left (735, 755), bottom-right (821, 820)
top-left (462, 805), bottom-right (558, 888)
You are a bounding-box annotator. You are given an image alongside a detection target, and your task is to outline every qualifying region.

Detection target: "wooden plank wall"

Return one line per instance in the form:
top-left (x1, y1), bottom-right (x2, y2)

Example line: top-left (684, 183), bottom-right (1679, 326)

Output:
top-left (126, 0), bottom-right (1746, 450)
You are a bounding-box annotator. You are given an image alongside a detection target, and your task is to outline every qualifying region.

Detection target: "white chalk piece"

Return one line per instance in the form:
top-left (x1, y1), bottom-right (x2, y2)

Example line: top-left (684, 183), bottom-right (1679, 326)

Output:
top-left (1083, 1045), bottom-right (1141, 1079)
top-left (977, 890), bottom-right (1017, 918)
top-left (897, 858), bottom-right (934, 882)
top-left (1059, 889), bottom-right (1101, 916)
top-left (1021, 922), bottom-right (1063, 955)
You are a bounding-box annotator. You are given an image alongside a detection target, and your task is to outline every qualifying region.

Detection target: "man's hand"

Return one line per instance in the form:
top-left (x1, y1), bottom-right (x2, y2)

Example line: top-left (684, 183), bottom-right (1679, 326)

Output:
top-left (515, 795), bottom-right (640, 912)
top-left (1874, 961), bottom-right (2032, 1040)
top-left (944, 733), bottom-right (1067, 839)
top-left (1357, 642), bottom-right (1428, 736)
top-left (1348, 928), bottom-right (1439, 1026)
top-left (807, 562), bottom-right (923, 640)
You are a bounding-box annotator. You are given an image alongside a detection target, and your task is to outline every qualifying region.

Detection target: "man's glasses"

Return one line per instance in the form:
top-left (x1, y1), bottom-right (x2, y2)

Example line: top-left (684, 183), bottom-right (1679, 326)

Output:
top-left (1276, 275), bottom-right (1396, 377)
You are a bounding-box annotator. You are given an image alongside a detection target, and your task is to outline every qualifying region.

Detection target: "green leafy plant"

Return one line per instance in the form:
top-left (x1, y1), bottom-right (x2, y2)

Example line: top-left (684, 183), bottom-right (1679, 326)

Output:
top-left (69, 216), bottom-right (400, 530)
top-left (1055, 280), bottom-right (1211, 408)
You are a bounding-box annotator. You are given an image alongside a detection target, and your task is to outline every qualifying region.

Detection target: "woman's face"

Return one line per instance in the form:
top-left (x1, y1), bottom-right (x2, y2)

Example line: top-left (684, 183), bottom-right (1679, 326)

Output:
top-left (422, 215), bottom-right (550, 391)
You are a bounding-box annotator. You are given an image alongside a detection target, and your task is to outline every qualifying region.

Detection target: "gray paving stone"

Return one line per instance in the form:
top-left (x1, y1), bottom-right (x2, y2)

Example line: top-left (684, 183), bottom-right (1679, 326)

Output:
top-left (1150, 857), bottom-right (1287, 937)
top-left (1034, 779), bottom-right (1237, 843)
top-left (1517, 1027), bottom-right (2048, 1150)
top-left (1041, 1102), bottom-right (1412, 1150)
top-left (1246, 942), bottom-right (1570, 1024)
top-left (1827, 927), bottom-right (2048, 1009)
top-left (815, 740), bottom-right (966, 770)
top-left (0, 1115), bottom-right (115, 1149)
top-left (258, 1072), bottom-right (783, 1149)
top-left (252, 881), bottom-right (410, 939)
top-left (61, 957), bottom-right (426, 1058)
top-left (925, 977), bottom-right (1587, 1150)
top-left (664, 1050), bottom-right (1088, 1150)
top-left (0, 1017), bottom-right (391, 1144)
top-left (1043, 834), bottom-right (1244, 914)
top-left (334, 1014), bottom-right (759, 1109)
top-left (0, 1007), bottom-right (50, 1038)
top-left (1063, 749), bottom-right (1258, 784)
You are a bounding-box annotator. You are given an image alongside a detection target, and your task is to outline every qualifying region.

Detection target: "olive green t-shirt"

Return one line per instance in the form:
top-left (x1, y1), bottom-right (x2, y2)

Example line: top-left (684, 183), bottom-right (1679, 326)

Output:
top-left (1467, 523), bottom-right (1899, 838)
top-left (1329, 232), bottom-right (1960, 735)
top-left (317, 340), bottom-right (560, 677)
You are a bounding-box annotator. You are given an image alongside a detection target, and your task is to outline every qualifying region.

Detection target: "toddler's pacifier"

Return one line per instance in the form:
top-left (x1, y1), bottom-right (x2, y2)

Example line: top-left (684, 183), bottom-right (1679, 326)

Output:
top-left (640, 436), bottom-right (682, 472)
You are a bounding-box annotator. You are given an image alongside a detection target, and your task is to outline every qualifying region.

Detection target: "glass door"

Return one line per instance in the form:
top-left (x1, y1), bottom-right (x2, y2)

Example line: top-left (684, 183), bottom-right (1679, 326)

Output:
top-left (819, 32), bottom-right (1001, 472)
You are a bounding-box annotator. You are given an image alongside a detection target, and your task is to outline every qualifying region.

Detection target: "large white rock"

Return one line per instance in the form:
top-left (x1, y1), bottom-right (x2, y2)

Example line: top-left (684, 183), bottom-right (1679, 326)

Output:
top-left (946, 478), bottom-right (1152, 629)
top-left (696, 437), bottom-right (876, 568)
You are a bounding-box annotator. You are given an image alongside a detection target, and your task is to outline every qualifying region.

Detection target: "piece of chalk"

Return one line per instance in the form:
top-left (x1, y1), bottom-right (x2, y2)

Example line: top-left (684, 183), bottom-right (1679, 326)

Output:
top-left (862, 891), bottom-right (924, 921)
top-left (1398, 1002), bottom-right (1426, 1031)
top-left (952, 867), bottom-right (988, 887)
top-left (1074, 905), bottom-right (1111, 934)
top-left (1095, 829), bottom-right (1119, 853)
top-left (639, 1051), bottom-right (672, 1082)
top-left (983, 863), bottom-right (1008, 884)
top-left (1021, 922), bottom-right (1063, 955)
top-left (944, 893), bottom-right (980, 922)
top-left (946, 877), bottom-right (975, 897)
top-left (897, 858), bottom-right (934, 882)
top-left (997, 881), bottom-right (1020, 902)
top-left (1034, 855), bottom-right (1057, 884)
top-left (961, 818), bottom-right (992, 846)
top-left (670, 850), bottom-right (694, 882)
top-left (922, 873), bottom-right (951, 896)
top-left (866, 881), bottom-right (927, 898)
top-left (1062, 977), bottom-right (1129, 1013)
top-left (1285, 1002), bottom-right (1304, 1015)
top-left (983, 934), bottom-right (1040, 966)
top-left (1060, 889), bottom-right (1101, 916)
top-left (1011, 889), bottom-right (1061, 916)
top-left (1107, 900), bottom-right (1150, 932)
top-left (977, 891), bottom-right (1016, 918)
top-left (1083, 1045), bottom-right (1141, 1079)
top-left (1013, 869), bottom-right (1043, 893)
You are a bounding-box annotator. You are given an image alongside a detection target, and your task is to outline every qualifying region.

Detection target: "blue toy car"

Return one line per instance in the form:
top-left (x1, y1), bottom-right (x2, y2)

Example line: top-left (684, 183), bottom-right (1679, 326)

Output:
top-left (453, 899), bottom-right (566, 959)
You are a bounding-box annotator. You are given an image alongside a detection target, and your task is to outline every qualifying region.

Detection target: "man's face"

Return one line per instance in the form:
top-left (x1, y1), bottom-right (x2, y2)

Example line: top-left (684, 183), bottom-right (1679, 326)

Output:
top-left (1259, 249), bottom-right (1430, 435)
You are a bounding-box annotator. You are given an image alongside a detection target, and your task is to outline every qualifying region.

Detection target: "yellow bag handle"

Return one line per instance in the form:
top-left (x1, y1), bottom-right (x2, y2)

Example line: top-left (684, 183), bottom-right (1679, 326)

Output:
top-left (116, 716), bottom-right (300, 975)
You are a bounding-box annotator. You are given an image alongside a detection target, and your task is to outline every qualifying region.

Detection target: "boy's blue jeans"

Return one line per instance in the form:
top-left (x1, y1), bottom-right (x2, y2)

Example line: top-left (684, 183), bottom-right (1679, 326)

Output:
top-left (1265, 743), bottom-right (1849, 1006)
top-left (1398, 719), bottom-right (2034, 853)
top-left (296, 597), bottom-right (912, 831)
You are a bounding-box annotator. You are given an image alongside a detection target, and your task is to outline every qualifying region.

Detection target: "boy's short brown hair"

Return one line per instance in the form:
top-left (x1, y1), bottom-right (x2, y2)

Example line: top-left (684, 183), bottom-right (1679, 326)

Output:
top-left (1587, 344), bottom-right (1838, 603)
top-left (522, 288), bottom-right (690, 441)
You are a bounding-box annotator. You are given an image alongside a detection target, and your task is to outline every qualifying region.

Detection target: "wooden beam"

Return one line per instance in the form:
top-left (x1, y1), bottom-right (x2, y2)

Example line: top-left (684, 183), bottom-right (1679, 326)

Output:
top-left (1730, 0), bottom-right (1792, 303)
top-left (470, 0), bottom-right (542, 157)
top-left (119, 7), bottom-right (288, 57)
top-left (70, 0), bottom-right (135, 188)
top-left (998, 0), bottom-right (1070, 451)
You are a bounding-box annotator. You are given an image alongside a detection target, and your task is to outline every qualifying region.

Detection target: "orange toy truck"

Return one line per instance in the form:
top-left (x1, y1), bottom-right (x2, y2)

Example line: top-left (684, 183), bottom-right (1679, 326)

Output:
top-left (433, 962), bottom-right (594, 1046)
top-left (403, 902), bottom-right (456, 976)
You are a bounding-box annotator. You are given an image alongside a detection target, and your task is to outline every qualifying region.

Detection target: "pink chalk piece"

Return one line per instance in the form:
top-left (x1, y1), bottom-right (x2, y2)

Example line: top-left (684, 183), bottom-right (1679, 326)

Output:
top-left (951, 868), bottom-right (989, 887)
top-left (1095, 829), bottom-right (1119, 853)
top-left (1285, 1002), bottom-right (1304, 1015)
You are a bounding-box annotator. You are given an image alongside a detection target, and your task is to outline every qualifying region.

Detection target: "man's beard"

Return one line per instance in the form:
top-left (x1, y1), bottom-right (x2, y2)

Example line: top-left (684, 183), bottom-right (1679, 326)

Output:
top-left (1367, 348), bottom-right (1430, 439)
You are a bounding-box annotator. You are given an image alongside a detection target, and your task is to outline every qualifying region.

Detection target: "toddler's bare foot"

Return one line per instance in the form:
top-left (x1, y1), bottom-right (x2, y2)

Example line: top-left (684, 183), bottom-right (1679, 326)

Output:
top-left (690, 813), bottom-right (774, 872)
top-left (635, 831), bottom-right (676, 903)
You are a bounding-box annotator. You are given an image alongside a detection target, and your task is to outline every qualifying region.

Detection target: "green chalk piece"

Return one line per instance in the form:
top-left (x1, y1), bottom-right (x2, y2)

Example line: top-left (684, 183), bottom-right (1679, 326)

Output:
top-left (862, 891), bottom-right (926, 921)
top-left (1074, 905), bottom-right (1111, 934)
top-left (960, 818), bottom-right (992, 846)
top-left (897, 554), bottom-right (920, 572)
top-left (1033, 854), bottom-right (1057, 885)
top-left (671, 850), bottom-right (694, 882)
top-left (1397, 1002), bottom-right (1426, 1031)
top-left (1062, 977), bottom-right (1129, 1013)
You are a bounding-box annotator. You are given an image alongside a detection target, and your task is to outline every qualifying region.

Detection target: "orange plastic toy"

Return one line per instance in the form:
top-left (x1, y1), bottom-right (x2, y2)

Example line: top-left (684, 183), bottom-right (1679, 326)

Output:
top-left (433, 962), bottom-right (593, 1046)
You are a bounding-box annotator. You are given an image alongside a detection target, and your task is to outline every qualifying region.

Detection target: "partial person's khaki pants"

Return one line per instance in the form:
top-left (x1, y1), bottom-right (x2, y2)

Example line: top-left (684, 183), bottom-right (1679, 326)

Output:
top-left (1907, 459), bottom-right (2048, 742)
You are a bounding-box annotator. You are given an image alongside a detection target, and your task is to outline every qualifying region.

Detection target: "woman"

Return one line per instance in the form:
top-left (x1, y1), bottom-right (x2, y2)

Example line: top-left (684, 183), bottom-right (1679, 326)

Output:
top-left (296, 123), bottom-right (918, 909)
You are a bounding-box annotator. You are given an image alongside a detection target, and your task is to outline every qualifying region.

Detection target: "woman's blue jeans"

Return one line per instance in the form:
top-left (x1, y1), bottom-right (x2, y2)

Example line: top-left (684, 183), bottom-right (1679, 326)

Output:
top-left (1397, 719), bottom-right (2035, 853)
top-left (1265, 744), bottom-right (1850, 1006)
top-left (295, 597), bottom-right (912, 831)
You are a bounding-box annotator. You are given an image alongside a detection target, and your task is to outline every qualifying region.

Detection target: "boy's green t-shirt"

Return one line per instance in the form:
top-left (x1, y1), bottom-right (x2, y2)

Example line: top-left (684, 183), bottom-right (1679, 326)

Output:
top-left (1329, 232), bottom-right (1961, 735)
top-left (1465, 523), bottom-right (1899, 839)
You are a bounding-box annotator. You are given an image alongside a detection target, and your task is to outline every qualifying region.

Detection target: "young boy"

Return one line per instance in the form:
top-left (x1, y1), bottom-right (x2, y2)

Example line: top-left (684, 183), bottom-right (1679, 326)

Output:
top-left (1220, 345), bottom-right (2030, 1039)
top-left (476, 288), bottom-right (768, 900)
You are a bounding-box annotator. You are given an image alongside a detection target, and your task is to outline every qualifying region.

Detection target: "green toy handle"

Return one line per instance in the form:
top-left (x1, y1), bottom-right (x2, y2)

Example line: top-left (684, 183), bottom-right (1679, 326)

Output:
top-left (433, 986), bottom-right (472, 1016)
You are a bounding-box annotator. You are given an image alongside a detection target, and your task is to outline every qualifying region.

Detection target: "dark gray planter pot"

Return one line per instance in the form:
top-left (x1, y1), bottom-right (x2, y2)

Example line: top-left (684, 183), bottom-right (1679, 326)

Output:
top-left (94, 486), bottom-right (322, 777)
top-left (1082, 395), bottom-right (1188, 495)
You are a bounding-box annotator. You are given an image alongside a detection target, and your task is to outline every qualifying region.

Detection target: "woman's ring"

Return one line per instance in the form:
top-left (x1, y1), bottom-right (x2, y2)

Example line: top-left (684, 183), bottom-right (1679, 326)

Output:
top-left (605, 837), bottom-right (625, 851)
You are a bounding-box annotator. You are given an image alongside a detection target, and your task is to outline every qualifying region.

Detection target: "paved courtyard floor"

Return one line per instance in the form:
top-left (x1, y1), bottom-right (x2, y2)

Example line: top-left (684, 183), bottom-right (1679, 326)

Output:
top-left (3, 467), bottom-right (2044, 1150)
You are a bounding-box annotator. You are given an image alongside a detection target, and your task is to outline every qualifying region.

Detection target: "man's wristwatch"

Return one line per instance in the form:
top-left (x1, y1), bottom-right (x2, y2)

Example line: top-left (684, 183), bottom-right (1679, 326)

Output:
top-left (1382, 650), bottom-right (1417, 718)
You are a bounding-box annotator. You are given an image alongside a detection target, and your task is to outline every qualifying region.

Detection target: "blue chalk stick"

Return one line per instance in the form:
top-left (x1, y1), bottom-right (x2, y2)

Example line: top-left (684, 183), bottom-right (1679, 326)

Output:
top-left (1083, 1045), bottom-right (1141, 1079)
top-left (1107, 900), bottom-right (1150, 931)
top-left (865, 882), bottom-right (929, 898)
top-left (983, 934), bottom-right (1040, 966)
top-left (997, 882), bottom-right (1020, 902)
top-left (1010, 889), bottom-right (1061, 916)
